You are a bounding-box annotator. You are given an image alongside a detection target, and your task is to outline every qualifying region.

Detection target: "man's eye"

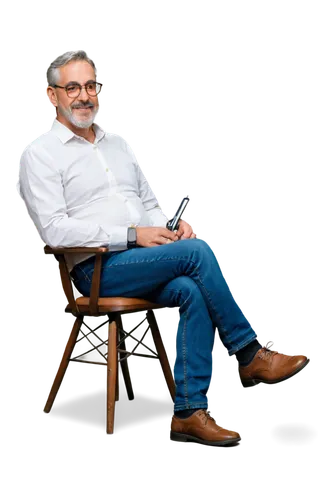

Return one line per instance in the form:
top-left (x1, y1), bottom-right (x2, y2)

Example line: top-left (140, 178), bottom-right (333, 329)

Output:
top-left (67, 85), bottom-right (78, 92)
top-left (87, 83), bottom-right (96, 90)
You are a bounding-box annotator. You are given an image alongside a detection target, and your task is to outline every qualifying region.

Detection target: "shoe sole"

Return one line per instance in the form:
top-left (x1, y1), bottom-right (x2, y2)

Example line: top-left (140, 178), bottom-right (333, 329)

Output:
top-left (241, 358), bottom-right (310, 388)
top-left (170, 431), bottom-right (241, 447)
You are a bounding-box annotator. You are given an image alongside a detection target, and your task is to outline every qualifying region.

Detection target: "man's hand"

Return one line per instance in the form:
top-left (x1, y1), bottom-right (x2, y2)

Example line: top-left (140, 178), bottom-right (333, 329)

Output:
top-left (176, 219), bottom-right (196, 240)
top-left (136, 227), bottom-right (179, 247)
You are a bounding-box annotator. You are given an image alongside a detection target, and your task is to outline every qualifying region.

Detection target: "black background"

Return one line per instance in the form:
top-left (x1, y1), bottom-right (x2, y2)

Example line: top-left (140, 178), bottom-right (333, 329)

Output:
top-left (7, 46), bottom-right (314, 449)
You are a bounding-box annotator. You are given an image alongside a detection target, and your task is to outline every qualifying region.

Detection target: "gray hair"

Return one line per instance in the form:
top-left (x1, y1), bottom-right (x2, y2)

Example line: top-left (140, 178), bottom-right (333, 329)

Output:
top-left (46, 50), bottom-right (97, 86)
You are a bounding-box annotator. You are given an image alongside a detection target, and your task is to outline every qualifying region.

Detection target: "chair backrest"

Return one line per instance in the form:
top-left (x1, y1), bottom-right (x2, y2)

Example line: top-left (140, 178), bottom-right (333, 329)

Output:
top-left (57, 254), bottom-right (79, 313)
top-left (44, 246), bottom-right (107, 316)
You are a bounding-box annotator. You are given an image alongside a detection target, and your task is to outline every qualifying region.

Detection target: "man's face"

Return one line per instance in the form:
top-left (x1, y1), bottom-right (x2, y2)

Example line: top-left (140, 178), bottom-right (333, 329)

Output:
top-left (49, 60), bottom-right (99, 129)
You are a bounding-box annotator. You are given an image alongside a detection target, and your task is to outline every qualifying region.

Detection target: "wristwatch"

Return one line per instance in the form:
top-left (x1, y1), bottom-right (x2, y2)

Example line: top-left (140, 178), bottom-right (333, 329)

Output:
top-left (127, 225), bottom-right (137, 249)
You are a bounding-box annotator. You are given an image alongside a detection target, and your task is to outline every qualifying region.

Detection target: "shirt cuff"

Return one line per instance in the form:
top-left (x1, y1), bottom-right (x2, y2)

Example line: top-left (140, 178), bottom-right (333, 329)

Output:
top-left (105, 225), bottom-right (129, 251)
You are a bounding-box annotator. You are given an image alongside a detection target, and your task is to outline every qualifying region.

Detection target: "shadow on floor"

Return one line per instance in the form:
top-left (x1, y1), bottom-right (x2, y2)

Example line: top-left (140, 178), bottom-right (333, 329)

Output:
top-left (271, 423), bottom-right (317, 444)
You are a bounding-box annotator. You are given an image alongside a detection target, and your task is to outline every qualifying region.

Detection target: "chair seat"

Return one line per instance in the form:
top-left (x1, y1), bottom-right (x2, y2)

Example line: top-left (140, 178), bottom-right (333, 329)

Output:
top-left (65, 296), bottom-right (164, 314)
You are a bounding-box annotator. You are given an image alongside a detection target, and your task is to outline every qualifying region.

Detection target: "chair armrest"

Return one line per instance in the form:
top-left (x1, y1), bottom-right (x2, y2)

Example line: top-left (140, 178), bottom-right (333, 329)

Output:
top-left (44, 245), bottom-right (108, 315)
top-left (44, 245), bottom-right (109, 255)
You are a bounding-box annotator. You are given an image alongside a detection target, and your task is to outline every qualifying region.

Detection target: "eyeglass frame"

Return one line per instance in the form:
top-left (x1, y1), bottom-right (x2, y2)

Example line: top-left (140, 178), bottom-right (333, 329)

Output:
top-left (52, 80), bottom-right (103, 97)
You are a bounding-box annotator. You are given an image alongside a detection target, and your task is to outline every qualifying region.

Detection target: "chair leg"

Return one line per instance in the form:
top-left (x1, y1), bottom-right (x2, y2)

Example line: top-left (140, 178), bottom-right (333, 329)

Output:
top-left (115, 356), bottom-right (119, 402)
top-left (117, 314), bottom-right (134, 396)
top-left (44, 315), bottom-right (83, 413)
top-left (146, 310), bottom-right (176, 402)
top-left (107, 318), bottom-right (118, 434)
top-left (121, 350), bottom-right (134, 396)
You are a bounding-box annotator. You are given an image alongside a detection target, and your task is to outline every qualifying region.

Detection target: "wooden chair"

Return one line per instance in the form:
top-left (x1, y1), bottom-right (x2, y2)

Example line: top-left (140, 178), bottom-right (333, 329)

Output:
top-left (43, 245), bottom-right (176, 434)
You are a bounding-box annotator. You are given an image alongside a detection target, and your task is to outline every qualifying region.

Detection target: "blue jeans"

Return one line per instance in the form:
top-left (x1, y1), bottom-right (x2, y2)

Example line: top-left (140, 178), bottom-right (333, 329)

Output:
top-left (70, 239), bottom-right (256, 411)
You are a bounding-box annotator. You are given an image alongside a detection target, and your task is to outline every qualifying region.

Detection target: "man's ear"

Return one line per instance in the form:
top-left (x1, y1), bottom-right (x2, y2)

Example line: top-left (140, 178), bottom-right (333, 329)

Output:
top-left (47, 86), bottom-right (58, 108)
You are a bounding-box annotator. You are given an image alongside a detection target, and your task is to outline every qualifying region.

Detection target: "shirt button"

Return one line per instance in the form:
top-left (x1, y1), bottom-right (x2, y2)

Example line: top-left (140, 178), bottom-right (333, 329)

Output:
top-left (106, 168), bottom-right (109, 172)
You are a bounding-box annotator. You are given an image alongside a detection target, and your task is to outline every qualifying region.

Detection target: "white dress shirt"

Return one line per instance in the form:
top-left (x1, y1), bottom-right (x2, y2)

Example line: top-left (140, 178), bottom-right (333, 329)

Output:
top-left (17, 118), bottom-right (169, 272)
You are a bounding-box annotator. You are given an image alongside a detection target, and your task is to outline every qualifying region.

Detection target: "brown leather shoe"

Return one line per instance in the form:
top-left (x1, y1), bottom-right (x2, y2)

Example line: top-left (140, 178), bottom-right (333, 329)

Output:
top-left (239, 342), bottom-right (309, 387)
top-left (170, 409), bottom-right (240, 446)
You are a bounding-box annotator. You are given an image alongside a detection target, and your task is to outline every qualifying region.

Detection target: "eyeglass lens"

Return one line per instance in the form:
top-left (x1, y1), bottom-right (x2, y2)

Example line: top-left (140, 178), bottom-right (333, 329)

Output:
top-left (66, 82), bottom-right (101, 97)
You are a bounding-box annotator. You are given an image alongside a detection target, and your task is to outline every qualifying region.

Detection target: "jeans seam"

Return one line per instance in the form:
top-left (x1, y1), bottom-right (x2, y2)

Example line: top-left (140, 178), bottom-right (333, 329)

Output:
top-left (190, 262), bottom-right (256, 354)
top-left (80, 268), bottom-right (92, 283)
top-left (103, 255), bottom-right (194, 270)
top-left (191, 264), bottom-right (228, 337)
top-left (80, 257), bottom-right (195, 283)
top-left (182, 309), bottom-right (189, 406)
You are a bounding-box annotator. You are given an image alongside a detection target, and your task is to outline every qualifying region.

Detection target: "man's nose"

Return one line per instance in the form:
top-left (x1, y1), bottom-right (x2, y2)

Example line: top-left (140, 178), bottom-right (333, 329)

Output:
top-left (79, 86), bottom-right (90, 100)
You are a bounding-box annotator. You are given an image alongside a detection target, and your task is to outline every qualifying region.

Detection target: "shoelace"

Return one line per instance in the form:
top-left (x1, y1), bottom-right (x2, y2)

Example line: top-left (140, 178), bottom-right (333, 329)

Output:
top-left (255, 344), bottom-right (284, 358)
top-left (198, 409), bottom-right (216, 425)
top-left (196, 409), bottom-right (242, 436)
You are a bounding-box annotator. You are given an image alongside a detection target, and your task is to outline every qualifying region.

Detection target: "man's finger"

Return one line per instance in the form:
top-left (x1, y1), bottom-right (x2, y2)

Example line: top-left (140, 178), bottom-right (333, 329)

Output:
top-left (163, 229), bottom-right (178, 241)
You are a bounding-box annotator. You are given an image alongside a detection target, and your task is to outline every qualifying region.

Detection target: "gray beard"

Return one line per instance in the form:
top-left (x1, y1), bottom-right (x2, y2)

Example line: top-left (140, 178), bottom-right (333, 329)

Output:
top-left (58, 104), bottom-right (99, 129)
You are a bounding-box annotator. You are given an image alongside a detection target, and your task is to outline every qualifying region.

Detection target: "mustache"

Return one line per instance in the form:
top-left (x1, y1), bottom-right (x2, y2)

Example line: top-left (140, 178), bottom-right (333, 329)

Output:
top-left (71, 102), bottom-right (94, 109)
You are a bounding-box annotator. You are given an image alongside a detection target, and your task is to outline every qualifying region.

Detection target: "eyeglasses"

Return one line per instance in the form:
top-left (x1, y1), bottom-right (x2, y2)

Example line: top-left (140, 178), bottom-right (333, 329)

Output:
top-left (53, 81), bottom-right (103, 98)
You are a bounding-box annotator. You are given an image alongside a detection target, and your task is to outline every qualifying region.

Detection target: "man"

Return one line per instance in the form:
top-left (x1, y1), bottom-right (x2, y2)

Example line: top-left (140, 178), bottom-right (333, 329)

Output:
top-left (18, 50), bottom-right (309, 446)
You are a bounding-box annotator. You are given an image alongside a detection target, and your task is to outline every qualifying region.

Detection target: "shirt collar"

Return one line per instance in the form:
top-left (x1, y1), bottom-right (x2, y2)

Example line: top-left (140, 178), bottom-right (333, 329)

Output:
top-left (51, 118), bottom-right (106, 144)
